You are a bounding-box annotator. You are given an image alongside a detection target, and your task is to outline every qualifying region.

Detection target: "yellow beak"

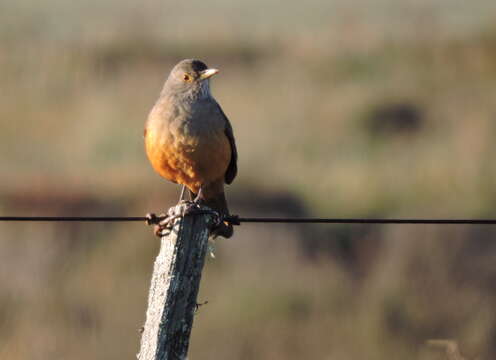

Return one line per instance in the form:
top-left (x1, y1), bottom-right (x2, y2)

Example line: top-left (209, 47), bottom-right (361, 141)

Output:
top-left (199, 68), bottom-right (219, 80)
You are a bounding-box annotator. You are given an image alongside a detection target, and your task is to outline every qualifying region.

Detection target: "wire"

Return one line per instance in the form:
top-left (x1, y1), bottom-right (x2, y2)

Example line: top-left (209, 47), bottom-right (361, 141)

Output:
top-left (1, 215), bottom-right (496, 225)
top-left (227, 217), bottom-right (496, 225)
top-left (0, 216), bottom-right (145, 222)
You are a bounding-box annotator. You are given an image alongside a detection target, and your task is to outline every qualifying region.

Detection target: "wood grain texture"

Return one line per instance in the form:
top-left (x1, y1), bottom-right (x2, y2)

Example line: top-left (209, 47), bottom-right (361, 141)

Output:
top-left (138, 204), bottom-right (213, 360)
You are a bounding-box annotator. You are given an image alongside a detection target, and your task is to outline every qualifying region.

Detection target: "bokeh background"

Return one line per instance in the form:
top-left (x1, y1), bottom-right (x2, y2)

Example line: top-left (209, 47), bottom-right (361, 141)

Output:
top-left (1, 0), bottom-right (496, 359)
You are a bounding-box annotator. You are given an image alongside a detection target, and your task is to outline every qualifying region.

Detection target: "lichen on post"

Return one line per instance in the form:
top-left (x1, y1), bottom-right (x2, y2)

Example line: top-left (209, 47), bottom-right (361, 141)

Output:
top-left (138, 203), bottom-right (214, 360)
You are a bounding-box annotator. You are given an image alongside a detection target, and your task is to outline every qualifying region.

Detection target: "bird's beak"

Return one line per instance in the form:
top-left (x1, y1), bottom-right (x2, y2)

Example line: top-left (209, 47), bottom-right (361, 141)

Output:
top-left (199, 68), bottom-right (219, 80)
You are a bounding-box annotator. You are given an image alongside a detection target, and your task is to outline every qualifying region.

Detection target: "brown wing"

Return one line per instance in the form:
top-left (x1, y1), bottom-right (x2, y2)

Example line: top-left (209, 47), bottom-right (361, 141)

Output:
top-left (215, 103), bottom-right (237, 184)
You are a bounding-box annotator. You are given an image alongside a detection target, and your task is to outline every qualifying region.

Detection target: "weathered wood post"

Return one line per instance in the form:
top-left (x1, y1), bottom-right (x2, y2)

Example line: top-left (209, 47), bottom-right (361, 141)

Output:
top-left (138, 203), bottom-right (214, 360)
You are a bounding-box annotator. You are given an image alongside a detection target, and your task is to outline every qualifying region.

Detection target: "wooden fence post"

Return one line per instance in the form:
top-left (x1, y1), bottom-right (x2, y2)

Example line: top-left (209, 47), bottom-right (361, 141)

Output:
top-left (138, 203), bottom-right (213, 360)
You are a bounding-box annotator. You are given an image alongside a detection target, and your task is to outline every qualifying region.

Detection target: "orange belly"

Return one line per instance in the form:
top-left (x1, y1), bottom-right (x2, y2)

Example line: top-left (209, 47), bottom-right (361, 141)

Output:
top-left (145, 127), bottom-right (230, 194)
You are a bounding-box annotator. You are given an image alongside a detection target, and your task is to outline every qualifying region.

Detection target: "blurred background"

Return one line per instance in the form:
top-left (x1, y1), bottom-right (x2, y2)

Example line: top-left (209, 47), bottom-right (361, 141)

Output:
top-left (1, 0), bottom-right (496, 359)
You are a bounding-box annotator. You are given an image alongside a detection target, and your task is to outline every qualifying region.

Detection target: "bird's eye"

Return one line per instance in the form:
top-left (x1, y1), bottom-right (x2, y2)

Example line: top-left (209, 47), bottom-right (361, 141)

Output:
top-left (183, 74), bottom-right (191, 81)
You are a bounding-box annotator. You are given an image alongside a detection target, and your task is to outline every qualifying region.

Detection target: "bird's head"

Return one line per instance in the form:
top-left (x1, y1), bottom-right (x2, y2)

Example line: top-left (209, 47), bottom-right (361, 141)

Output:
top-left (163, 59), bottom-right (219, 99)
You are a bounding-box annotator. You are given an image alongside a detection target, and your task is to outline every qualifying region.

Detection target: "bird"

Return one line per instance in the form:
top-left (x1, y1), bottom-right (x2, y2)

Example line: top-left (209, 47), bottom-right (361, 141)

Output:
top-left (144, 59), bottom-right (237, 238)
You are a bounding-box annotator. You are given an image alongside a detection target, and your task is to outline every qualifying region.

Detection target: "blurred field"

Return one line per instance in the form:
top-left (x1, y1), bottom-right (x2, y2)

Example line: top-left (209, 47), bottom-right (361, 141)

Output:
top-left (1, 0), bottom-right (496, 359)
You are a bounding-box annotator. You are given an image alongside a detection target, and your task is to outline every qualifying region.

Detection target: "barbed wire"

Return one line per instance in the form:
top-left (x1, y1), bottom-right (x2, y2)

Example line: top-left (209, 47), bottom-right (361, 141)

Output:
top-left (1, 216), bottom-right (496, 225)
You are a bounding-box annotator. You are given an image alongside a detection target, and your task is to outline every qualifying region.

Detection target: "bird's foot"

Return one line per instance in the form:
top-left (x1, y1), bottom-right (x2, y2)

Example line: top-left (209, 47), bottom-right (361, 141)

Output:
top-left (192, 187), bottom-right (205, 204)
top-left (177, 200), bottom-right (202, 215)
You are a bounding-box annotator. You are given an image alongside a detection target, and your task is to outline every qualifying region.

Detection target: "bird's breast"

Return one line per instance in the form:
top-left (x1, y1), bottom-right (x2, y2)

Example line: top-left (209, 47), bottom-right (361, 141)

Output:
top-left (145, 101), bottom-right (230, 192)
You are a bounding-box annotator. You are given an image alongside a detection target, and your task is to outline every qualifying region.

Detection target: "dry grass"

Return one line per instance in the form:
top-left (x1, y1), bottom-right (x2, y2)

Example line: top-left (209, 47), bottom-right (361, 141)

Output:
top-left (1, 0), bottom-right (496, 359)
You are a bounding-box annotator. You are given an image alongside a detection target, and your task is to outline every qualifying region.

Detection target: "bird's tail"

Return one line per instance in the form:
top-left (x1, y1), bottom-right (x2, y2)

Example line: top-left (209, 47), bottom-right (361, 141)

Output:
top-left (192, 189), bottom-right (233, 238)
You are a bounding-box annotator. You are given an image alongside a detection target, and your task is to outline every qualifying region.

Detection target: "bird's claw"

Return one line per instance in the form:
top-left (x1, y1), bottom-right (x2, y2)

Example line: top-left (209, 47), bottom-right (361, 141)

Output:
top-left (178, 200), bottom-right (202, 216)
